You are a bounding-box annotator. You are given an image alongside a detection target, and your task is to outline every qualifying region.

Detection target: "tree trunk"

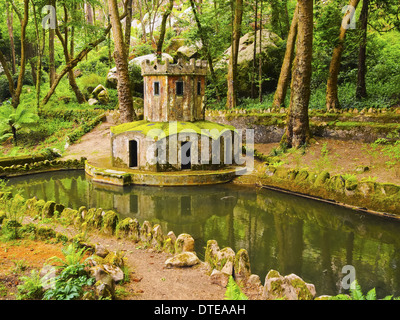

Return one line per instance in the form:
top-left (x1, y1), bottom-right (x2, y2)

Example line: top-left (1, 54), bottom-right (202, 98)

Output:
top-left (258, 0), bottom-right (263, 103)
top-left (270, 0), bottom-right (290, 38)
top-left (108, 0), bottom-right (136, 123)
top-left (12, 0), bottom-right (29, 109)
top-left (56, 5), bottom-right (86, 104)
top-left (124, 0), bottom-right (133, 58)
top-left (284, 0), bottom-right (313, 149)
top-left (49, 0), bottom-right (56, 87)
top-left (356, 0), bottom-right (368, 100)
top-left (326, 0), bottom-right (360, 111)
top-left (251, 0), bottom-right (258, 99)
top-left (156, 0), bottom-right (174, 60)
top-left (189, 0), bottom-right (221, 101)
top-left (6, 2), bottom-right (16, 74)
top-left (226, 0), bottom-right (243, 109)
top-left (272, 3), bottom-right (298, 108)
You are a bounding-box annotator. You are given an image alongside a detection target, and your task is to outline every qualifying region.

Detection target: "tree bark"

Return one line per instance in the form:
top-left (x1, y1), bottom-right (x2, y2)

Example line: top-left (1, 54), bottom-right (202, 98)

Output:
top-left (49, 0), bottom-right (56, 88)
top-left (356, 0), bottom-right (368, 100)
top-left (56, 5), bottom-right (86, 104)
top-left (108, 0), bottom-right (136, 123)
top-left (12, 0), bottom-right (29, 109)
top-left (251, 0), bottom-right (258, 99)
top-left (272, 3), bottom-right (298, 108)
top-left (124, 0), bottom-right (133, 58)
top-left (6, 2), bottom-right (16, 74)
top-left (258, 0), bottom-right (263, 103)
top-left (156, 0), bottom-right (174, 60)
top-left (326, 0), bottom-right (360, 111)
top-left (226, 0), bottom-right (243, 109)
top-left (189, 0), bottom-right (221, 101)
top-left (284, 0), bottom-right (313, 149)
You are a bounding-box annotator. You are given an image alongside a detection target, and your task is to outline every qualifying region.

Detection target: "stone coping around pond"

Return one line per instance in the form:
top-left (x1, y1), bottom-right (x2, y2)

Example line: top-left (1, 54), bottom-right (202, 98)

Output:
top-left (85, 160), bottom-right (247, 187)
top-left (240, 163), bottom-right (400, 218)
top-left (0, 192), bottom-right (321, 300)
top-left (0, 158), bottom-right (87, 178)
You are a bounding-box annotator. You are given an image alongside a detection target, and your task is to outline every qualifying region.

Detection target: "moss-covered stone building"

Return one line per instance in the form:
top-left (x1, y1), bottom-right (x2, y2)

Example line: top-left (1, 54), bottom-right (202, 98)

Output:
top-left (111, 59), bottom-right (240, 172)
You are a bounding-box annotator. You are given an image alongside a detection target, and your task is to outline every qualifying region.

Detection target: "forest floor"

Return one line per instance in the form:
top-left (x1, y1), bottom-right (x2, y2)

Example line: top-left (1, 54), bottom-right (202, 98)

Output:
top-left (0, 219), bottom-right (229, 300)
top-left (255, 138), bottom-right (400, 185)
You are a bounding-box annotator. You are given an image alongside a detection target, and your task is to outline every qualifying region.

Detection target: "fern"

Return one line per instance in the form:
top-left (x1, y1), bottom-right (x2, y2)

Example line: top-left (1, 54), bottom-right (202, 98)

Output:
top-left (224, 276), bottom-right (248, 300)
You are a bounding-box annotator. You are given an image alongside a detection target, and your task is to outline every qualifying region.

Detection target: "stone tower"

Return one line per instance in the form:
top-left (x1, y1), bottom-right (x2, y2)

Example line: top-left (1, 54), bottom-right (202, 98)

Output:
top-left (141, 58), bottom-right (208, 122)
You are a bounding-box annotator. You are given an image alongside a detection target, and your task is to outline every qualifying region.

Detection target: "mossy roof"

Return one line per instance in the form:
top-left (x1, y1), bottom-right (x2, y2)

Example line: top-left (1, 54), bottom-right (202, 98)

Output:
top-left (111, 120), bottom-right (237, 140)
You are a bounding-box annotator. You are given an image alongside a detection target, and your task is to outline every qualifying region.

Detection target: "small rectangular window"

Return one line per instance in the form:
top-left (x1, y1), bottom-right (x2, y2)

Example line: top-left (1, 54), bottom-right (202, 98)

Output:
top-left (197, 81), bottom-right (201, 95)
top-left (176, 81), bottom-right (184, 96)
top-left (154, 82), bottom-right (160, 96)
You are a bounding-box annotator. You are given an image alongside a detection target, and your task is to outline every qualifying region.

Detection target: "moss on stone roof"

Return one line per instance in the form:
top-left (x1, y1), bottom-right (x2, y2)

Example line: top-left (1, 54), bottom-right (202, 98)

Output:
top-left (111, 120), bottom-right (237, 140)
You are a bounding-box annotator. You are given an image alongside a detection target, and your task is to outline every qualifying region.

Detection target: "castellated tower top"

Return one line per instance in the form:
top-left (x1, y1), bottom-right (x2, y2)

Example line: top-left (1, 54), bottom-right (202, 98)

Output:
top-left (141, 58), bottom-right (208, 77)
top-left (141, 58), bottom-right (208, 123)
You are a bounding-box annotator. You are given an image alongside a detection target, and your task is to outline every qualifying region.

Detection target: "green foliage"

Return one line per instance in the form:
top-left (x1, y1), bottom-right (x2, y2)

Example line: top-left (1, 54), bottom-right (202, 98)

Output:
top-left (16, 270), bottom-right (44, 300)
top-left (0, 103), bottom-right (39, 145)
top-left (43, 243), bottom-right (94, 300)
top-left (330, 280), bottom-right (400, 300)
top-left (224, 276), bottom-right (248, 300)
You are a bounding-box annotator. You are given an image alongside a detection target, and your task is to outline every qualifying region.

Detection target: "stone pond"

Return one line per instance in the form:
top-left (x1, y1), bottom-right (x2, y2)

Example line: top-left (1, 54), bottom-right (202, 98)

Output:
top-left (7, 170), bottom-right (400, 298)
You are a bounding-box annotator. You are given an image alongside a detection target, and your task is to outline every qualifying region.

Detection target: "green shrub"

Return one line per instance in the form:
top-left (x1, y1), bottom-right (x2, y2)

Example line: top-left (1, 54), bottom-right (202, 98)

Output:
top-left (17, 270), bottom-right (44, 300)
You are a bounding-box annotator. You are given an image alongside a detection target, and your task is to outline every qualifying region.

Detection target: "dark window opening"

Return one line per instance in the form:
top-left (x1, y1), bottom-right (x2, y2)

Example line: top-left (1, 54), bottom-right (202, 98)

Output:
top-left (129, 140), bottom-right (138, 168)
top-left (154, 81), bottom-right (160, 96)
top-left (197, 81), bottom-right (201, 95)
top-left (181, 141), bottom-right (191, 170)
top-left (176, 81), bottom-right (184, 96)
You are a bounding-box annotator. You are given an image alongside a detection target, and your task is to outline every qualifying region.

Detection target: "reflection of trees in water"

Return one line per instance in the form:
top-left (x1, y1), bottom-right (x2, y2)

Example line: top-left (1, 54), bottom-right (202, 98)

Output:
top-left (8, 172), bottom-right (400, 297)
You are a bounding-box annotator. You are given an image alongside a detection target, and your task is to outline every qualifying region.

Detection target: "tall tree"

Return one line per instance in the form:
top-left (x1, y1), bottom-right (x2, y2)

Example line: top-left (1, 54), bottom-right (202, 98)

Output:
top-left (108, 0), bottom-right (136, 123)
top-left (49, 0), bottom-right (56, 87)
top-left (356, 0), bottom-right (369, 99)
top-left (251, 0), bottom-right (258, 99)
top-left (0, 0), bottom-right (30, 109)
top-left (156, 0), bottom-right (174, 60)
top-left (56, 4), bottom-right (86, 104)
top-left (272, 3), bottom-right (298, 108)
top-left (124, 0), bottom-right (133, 58)
top-left (284, 0), bottom-right (313, 149)
top-left (226, 0), bottom-right (243, 109)
top-left (189, 0), bottom-right (221, 101)
top-left (6, 1), bottom-right (16, 74)
top-left (326, 0), bottom-right (360, 111)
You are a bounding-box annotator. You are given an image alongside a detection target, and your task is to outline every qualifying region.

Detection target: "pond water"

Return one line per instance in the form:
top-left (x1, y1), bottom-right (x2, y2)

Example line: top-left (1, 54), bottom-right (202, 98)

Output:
top-left (7, 170), bottom-right (400, 298)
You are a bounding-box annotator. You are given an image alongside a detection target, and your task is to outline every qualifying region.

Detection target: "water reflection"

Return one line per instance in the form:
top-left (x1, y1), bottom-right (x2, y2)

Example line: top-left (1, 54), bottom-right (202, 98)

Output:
top-left (8, 170), bottom-right (400, 297)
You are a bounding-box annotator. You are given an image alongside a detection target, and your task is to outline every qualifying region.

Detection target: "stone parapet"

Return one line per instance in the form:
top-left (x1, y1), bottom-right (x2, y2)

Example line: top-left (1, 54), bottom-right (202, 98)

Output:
top-left (141, 58), bottom-right (208, 76)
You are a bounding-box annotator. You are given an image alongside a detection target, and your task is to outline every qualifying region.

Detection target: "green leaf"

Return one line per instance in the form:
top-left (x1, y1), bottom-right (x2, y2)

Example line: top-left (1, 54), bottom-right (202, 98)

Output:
top-left (224, 276), bottom-right (248, 300)
top-left (366, 288), bottom-right (377, 300)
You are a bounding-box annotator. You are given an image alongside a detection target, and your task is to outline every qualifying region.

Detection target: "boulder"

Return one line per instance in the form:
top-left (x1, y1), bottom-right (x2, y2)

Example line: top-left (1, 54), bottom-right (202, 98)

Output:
top-left (103, 264), bottom-right (125, 283)
top-left (205, 240), bottom-right (220, 271)
top-left (95, 243), bottom-right (109, 258)
top-left (164, 252), bottom-right (200, 268)
top-left (217, 29), bottom-right (284, 95)
top-left (106, 67), bottom-right (118, 89)
top-left (210, 269), bottom-right (230, 288)
top-left (174, 233), bottom-right (195, 254)
top-left (88, 98), bottom-right (99, 106)
top-left (216, 247), bottom-right (235, 275)
top-left (234, 249), bottom-right (251, 282)
top-left (140, 220), bottom-right (153, 244)
top-left (151, 224), bottom-right (164, 250)
top-left (264, 270), bottom-right (316, 300)
top-left (176, 44), bottom-right (201, 60)
top-left (97, 89), bottom-right (109, 105)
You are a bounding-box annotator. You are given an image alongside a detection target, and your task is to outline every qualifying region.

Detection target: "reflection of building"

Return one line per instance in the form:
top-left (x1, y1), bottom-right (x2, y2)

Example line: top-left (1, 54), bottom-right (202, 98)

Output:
top-left (110, 59), bottom-right (240, 173)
